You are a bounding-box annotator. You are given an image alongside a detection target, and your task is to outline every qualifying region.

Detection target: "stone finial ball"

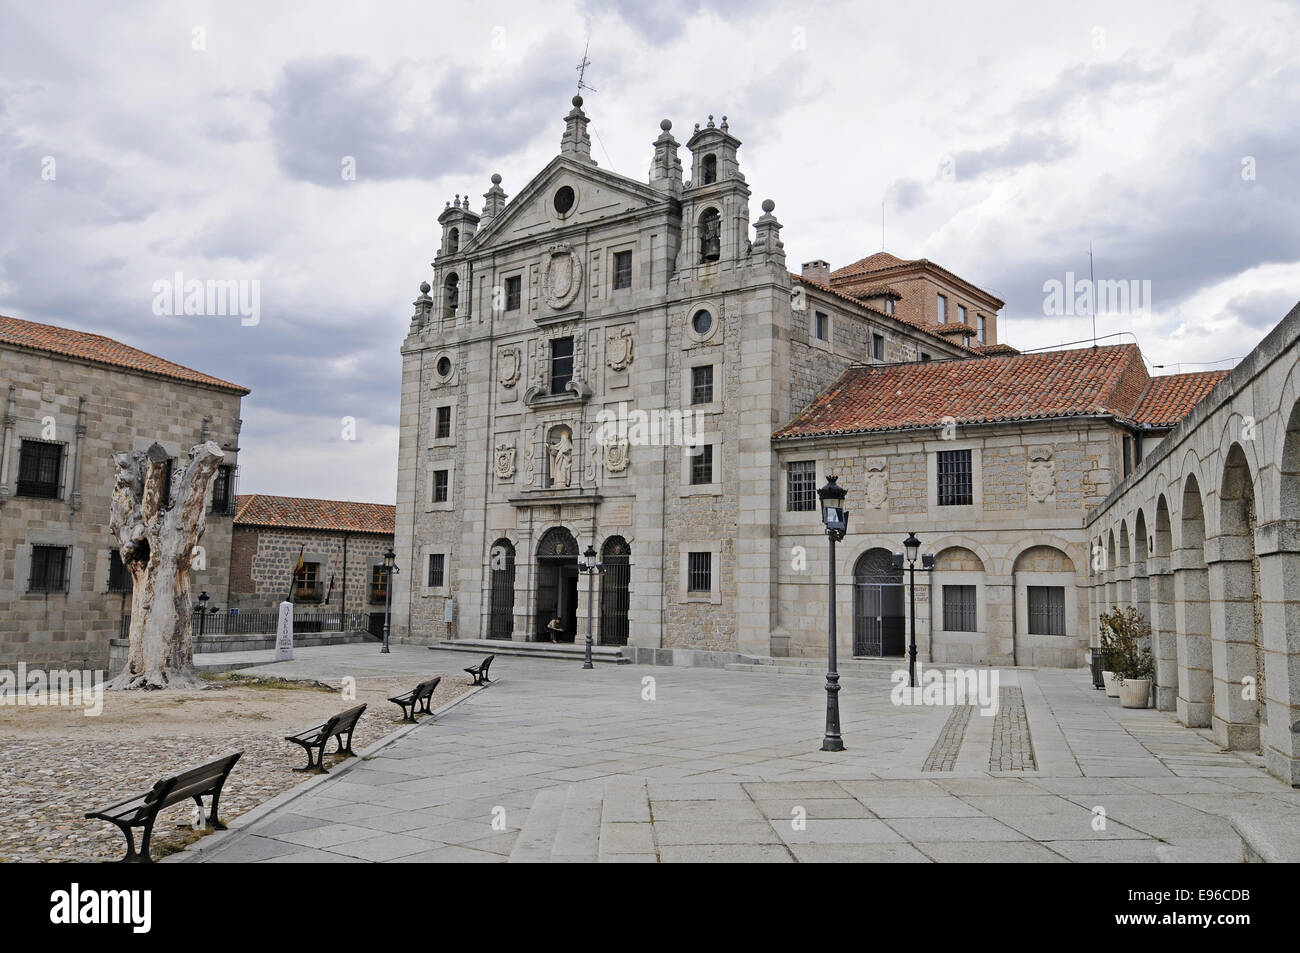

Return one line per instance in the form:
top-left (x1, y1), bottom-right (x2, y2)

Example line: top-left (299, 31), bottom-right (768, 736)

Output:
top-left (491, 172), bottom-right (502, 185)
top-left (660, 119), bottom-right (672, 131)
top-left (572, 94), bottom-right (583, 108)
top-left (762, 199), bottom-right (775, 213)
top-left (420, 281), bottom-right (431, 294)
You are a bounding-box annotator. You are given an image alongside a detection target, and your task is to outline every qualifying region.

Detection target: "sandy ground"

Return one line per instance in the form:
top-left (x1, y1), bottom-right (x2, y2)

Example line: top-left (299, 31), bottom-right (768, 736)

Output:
top-left (0, 671), bottom-right (474, 862)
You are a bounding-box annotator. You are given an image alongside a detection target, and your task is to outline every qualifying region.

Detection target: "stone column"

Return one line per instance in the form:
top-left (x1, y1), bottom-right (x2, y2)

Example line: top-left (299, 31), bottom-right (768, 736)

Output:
top-left (1115, 563), bottom-right (1132, 609)
top-left (1172, 545), bottom-right (1213, 728)
top-left (984, 575), bottom-right (1015, 665)
top-left (1256, 520), bottom-right (1300, 785)
top-left (1206, 534), bottom-right (1261, 750)
top-left (1131, 563), bottom-right (1150, 621)
top-left (1147, 555), bottom-right (1178, 711)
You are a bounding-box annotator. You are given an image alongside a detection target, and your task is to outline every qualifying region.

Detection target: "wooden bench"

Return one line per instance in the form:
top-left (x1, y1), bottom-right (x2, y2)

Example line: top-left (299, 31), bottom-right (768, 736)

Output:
top-left (84, 751), bottom-right (243, 863)
top-left (284, 703), bottom-right (366, 773)
top-left (388, 676), bottom-right (441, 722)
top-left (464, 655), bottom-right (494, 686)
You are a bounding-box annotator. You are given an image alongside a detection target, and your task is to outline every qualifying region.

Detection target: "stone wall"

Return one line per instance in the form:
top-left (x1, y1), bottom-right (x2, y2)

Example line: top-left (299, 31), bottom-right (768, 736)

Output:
top-left (227, 526), bottom-right (392, 620)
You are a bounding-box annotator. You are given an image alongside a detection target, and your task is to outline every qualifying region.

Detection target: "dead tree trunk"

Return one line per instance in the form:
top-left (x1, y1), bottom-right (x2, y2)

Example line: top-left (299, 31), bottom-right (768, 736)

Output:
top-left (108, 440), bottom-right (224, 690)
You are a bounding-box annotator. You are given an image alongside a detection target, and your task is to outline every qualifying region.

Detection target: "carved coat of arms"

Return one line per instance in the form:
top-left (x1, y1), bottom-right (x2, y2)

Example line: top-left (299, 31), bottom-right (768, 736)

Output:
top-left (1028, 447), bottom-right (1056, 503)
top-left (498, 347), bottom-right (521, 388)
top-left (865, 457), bottom-right (888, 509)
top-left (543, 243), bottom-right (583, 310)
top-left (494, 443), bottom-right (516, 480)
top-left (606, 327), bottom-right (634, 372)
top-left (604, 439), bottom-right (630, 473)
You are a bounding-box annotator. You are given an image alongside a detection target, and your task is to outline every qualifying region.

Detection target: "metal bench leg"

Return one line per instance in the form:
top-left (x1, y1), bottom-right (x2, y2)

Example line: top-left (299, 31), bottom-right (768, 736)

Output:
top-left (206, 783), bottom-right (230, 831)
top-left (135, 812), bottom-right (159, 864)
top-left (111, 821), bottom-right (139, 863)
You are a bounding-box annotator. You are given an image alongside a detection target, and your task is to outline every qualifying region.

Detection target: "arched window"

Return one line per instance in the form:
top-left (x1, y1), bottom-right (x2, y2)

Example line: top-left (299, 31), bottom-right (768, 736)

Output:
top-left (448, 227), bottom-right (460, 254)
top-left (853, 548), bottom-right (904, 657)
top-left (444, 273), bottom-right (459, 319)
top-left (600, 536), bottom-right (631, 646)
top-left (701, 153), bottom-right (717, 185)
top-left (487, 539), bottom-right (515, 640)
top-left (698, 207), bottom-right (721, 263)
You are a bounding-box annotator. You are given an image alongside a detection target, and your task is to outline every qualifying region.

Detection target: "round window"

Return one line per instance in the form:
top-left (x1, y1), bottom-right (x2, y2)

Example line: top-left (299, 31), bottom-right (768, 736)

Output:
top-left (436, 356), bottom-right (452, 377)
top-left (692, 309), bottom-right (713, 336)
top-left (553, 186), bottom-right (575, 215)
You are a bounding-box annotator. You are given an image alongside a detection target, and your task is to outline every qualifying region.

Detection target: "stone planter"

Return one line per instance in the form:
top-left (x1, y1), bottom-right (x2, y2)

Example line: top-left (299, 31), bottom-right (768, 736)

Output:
top-left (1118, 677), bottom-right (1152, 709)
top-left (1102, 671), bottom-right (1120, 697)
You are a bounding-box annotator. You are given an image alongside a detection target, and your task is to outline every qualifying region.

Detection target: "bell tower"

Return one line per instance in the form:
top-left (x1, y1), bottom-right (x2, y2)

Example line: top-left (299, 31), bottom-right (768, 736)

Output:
top-left (675, 115), bottom-right (751, 273)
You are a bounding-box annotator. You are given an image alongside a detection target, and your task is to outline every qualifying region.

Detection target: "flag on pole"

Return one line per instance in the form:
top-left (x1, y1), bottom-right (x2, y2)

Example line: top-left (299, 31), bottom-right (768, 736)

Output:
top-left (285, 543), bottom-right (306, 603)
top-left (324, 574), bottom-right (335, 606)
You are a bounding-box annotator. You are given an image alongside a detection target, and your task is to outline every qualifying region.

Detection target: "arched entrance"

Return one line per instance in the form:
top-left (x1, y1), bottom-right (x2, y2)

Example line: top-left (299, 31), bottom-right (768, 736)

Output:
top-left (853, 548), bottom-right (905, 657)
top-left (536, 527), bottom-right (578, 642)
top-left (487, 539), bottom-right (515, 641)
top-left (600, 536), bottom-right (631, 646)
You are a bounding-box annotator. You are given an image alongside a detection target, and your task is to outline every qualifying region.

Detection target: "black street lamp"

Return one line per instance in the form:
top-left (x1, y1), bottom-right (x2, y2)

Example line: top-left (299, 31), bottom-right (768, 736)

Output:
top-left (817, 475), bottom-right (849, 752)
top-left (196, 590), bottom-right (210, 639)
top-left (381, 547), bottom-right (399, 655)
top-left (898, 532), bottom-right (934, 688)
top-left (578, 544), bottom-right (605, 670)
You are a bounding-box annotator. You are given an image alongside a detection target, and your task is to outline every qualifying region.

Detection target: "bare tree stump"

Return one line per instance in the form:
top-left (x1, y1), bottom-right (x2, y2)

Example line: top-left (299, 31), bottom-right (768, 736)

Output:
top-left (107, 441), bottom-right (224, 690)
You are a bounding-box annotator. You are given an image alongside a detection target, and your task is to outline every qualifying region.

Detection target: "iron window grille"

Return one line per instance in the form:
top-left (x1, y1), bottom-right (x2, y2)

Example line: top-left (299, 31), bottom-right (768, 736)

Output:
top-left (211, 464), bottom-right (237, 515)
top-left (787, 460), bottom-right (817, 511)
top-left (16, 440), bottom-right (64, 499)
top-left (943, 585), bottom-right (978, 632)
top-left (550, 337), bottom-right (574, 394)
top-left (505, 275), bottom-right (522, 311)
top-left (108, 549), bottom-right (133, 593)
top-left (435, 406), bottom-right (452, 439)
top-left (691, 365), bottom-right (714, 405)
top-left (690, 444), bottom-right (714, 485)
top-left (1028, 586), bottom-right (1067, 635)
top-left (433, 470), bottom-right (449, 503)
top-left (427, 553), bottom-right (445, 588)
top-left (613, 250), bottom-right (632, 290)
top-left (937, 449), bottom-right (973, 506)
top-left (687, 551), bottom-right (711, 593)
top-left (29, 545), bottom-right (70, 593)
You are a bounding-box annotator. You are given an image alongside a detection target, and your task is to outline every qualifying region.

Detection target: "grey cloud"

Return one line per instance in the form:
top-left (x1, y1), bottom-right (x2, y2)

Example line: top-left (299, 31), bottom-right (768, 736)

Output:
top-left (950, 129), bottom-right (1075, 180)
top-left (1012, 51), bottom-right (1173, 123)
top-left (577, 0), bottom-right (775, 45)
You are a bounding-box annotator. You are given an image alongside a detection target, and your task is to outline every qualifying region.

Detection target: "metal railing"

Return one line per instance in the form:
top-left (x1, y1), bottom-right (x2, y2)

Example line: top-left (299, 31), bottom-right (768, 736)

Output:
top-left (119, 608), bottom-right (370, 638)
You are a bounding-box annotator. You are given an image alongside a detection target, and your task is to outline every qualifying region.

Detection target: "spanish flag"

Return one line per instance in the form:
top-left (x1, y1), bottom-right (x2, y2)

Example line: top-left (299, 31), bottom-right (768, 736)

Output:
top-left (285, 544), bottom-right (306, 602)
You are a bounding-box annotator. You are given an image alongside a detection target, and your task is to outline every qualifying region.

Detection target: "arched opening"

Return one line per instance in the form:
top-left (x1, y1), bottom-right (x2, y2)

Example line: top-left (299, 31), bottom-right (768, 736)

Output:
top-left (1106, 529), bottom-right (1118, 611)
top-left (1117, 520), bottom-right (1132, 607)
top-left (1280, 398), bottom-right (1300, 518)
top-left (1176, 474), bottom-right (1212, 727)
top-left (448, 226), bottom-right (459, 254)
top-left (852, 548), bottom-right (904, 657)
top-left (1014, 545), bottom-right (1077, 666)
top-left (1151, 495), bottom-right (1178, 710)
top-left (487, 539), bottom-right (516, 641)
top-left (535, 527), bottom-right (578, 642)
top-left (929, 546), bottom-right (985, 664)
top-left (701, 153), bottom-right (717, 185)
top-left (444, 272), bottom-right (459, 320)
top-left (599, 536), bottom-right (631, 646)
top-left (1216, 443), bottom-right (1262, 750)
top-left (698, 207), bottom-right (721, 263)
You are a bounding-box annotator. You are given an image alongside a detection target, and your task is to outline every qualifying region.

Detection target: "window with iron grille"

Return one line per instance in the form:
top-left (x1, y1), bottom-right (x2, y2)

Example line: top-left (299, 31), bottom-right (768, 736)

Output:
top-left (937, 449), bottom-right (973, 506)
top-left (691, 364), bottom-right (714, 405)
top-left (369, 564), bottom-right (388, 604)
top-left (433, 469), bottom-right (449, 503)
top-left (787, 460), bottom-right (817, 511)
top-left (1028, 586), bottom-right (1067, 635)
top-left (428, 553), bottom-right (445, 588)
top-left (687, 551), bottom-right (711, 593)
top-left (211, 464), bottom-right (236, 514)
top-left (108, 549), bottom-right (132, 593)
top-left (28, 544), bottom-right (70, 593)
top-left (295, 562), bottom-right (320, 600)
top-left (690, 444), bottom-right (714, 486)
top-left (435, 405), bottom-right (452, 439)
top-left (550, 337), bottom-right (574, 394)
top-left (814, 311), bottom-right (829, 341)
top-left (505, 275), bottom-right (522, 311)
top-left (943, 585), bottom-right (977, 632)
top-left (16, 440), bottom-right (63, 499)
top-left (613, 250), bottom-right (632, 290)
top-left (872, 333), bottom-right (885, 361)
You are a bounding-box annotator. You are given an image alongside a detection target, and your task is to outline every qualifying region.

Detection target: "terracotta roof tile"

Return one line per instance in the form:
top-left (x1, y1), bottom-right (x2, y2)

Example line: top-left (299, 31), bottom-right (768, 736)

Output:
top-left (830, 251), bottom-right (913, 279)
top-left (234, 494), bottom-right (395, 535)
top-left (0, 313), bottom-right (250, 394)
top-left (1133, 370), bottom-right (1229, 427)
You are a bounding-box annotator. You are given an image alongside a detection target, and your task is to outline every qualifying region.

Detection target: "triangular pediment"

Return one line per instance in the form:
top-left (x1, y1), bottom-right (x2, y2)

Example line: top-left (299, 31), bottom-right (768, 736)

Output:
top-left (467, 157), bottom-right (672, 253)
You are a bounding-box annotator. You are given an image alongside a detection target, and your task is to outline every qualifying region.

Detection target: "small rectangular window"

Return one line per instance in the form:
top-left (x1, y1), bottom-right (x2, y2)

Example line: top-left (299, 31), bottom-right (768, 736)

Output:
top-left (978, 315), bottom-right (986, 343)
top-left (814, 311), bottom-right (829, 341)
top-left (211, 464), bottom-right (236, 514)
top-left (885, 299), bottom-right (895, 316)
top-left (17, 440), bottom-right (64, 499)
top-left (920, 352), bottom-right (932, 363)
top-left (1028, 586), bottom-right (1067, 635)
top-left (613, 250), bottom-right (632, 290)
top-left (787, 460), bottom-right (817, 512)
top-left (433, 469), bottom-right (449, 503)
top-left (937, 295), bottom-right (947, 323)
top-left (505, 275), bottom-right (522, 311)
top-left (691, 365), bottom-right (714, 405)
top-left (295, 562), bottom-right (321, 601)
top-left (690, 444), bottom-right (714, 486)
top-left (937, 449), bottom-right (973, 506)
top-left (108, 549), bottom-right (132, 593)
top-left (943, 585), bottom-right (977, 632)
top-left (427, 553), bottom-right (445, 588)
top-left (872, 333), bottom-right (885, 361)
top-left (958, 304), bottom-right (967, 325)
top-left (550, 337), bottom-right (574, 394)
top-left (370, 564), bottom-right (389, 604)
top-left (436, 405), bottom-right (452, 440)
top-left (29, 544), bottom-right (69, 593)
top-left (687, 551), bottom-right (712, 593)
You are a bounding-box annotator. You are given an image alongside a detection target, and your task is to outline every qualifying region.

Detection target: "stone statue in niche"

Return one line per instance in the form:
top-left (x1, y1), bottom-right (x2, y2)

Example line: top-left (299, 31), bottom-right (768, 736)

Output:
top-left (1027, 445), bottom-right (1056, 503)
top-left (549, 428), bottom-right (574, 488)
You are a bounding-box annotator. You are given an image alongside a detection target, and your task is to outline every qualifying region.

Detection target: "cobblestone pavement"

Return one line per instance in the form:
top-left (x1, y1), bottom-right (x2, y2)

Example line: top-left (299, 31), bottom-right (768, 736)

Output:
top-left (923, 705), bottom-right (971, 772)
top-left (184, 652), bottom-right (1300, 863)
top-left (990, 687), bottom-right (1035, 771)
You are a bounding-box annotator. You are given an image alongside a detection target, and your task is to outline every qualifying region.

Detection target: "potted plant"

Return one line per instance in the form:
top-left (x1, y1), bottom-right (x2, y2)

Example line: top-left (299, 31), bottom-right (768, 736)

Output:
top-left (1100, 606), bottom-right (1154, 708)
top-left (1097, 631), bottom-right (1120, 697)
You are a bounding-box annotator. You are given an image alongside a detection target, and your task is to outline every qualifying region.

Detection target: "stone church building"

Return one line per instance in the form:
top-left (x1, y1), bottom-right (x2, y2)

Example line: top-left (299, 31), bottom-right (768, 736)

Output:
top-left (389, 97), bottom-right (1218, 667)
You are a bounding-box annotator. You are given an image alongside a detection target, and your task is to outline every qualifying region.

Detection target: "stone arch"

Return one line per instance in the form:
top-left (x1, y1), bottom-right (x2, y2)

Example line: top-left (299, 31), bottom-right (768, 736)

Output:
top-left (1013, 545), bottom-right (1078, 666)
top-left (852, 548), bottom-right (905, 658)
top-left (448, 226), bottom-right (459, 254)
top-left (1117, 519), bottom-right (1133, 607)
top-left (698, 206), bottom-right (721, 263)
top-left (599, 535), bottom-right (631, 646)
top-left (486, 537), bottom-right (516, 641)
top-left (534, 526), bottom-right (579, 642)
top-left (1174, 473), bottom-right (1212, 727)
top-left (1279, 396), bottom-right (1300, 520)
top-left (1148, 495), bottom-right (1179, 710)
top-left (443, 271), bottom-right (459, 320)
top-left (929, 546), bottom-right (987, 664)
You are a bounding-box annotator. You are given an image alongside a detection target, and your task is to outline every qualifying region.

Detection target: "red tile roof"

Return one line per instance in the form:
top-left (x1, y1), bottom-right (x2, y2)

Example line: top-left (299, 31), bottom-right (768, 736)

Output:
top-left (0, 313), bottom-right (250, 394)
top-left (829, 252), bottom-right (1006, 309)
top-left (773, 344), bottom-right (1223, 440)
top-left (234, 494), bottom-right (395, 535)
top-left (831, 251), bottom-right (913, 279)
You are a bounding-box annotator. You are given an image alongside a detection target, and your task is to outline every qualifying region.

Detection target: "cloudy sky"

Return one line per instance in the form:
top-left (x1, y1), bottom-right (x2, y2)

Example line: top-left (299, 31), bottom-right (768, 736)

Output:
top-left (1, 0), bottom-right (1297, 503)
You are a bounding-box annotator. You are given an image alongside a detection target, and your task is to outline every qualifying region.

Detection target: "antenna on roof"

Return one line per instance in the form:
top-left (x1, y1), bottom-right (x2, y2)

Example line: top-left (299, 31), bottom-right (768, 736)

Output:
top-left (575, 38), bottom-right (597, 95)
top-left (1089, 242), bottom-right (1097, 349)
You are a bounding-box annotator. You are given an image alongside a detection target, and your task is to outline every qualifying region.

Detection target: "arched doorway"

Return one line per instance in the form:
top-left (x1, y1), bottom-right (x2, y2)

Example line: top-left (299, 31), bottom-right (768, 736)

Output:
top-left (536, 527), bottom-right (578, 642)
top-left (487, 539), bottom-right (515, 641)
top-left (600, 536), bottom-right (631, 646)
top-left (1218, 443), bottom-right (1262, 751)
top-left (853, 548), bottom-right (905, 657)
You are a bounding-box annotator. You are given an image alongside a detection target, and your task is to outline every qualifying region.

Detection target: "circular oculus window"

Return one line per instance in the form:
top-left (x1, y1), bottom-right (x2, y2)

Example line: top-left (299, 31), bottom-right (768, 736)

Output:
top-left (436, 355), bottom-right (452, 378)
top-left (692, 309), bottom-right (713, 336)
top-left (553, 186), bottom-right (575, 215)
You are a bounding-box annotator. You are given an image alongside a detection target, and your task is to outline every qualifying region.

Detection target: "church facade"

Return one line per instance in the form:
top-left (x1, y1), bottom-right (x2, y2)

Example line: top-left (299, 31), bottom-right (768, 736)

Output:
top-left (388, 97), bottom-right (1216, 668)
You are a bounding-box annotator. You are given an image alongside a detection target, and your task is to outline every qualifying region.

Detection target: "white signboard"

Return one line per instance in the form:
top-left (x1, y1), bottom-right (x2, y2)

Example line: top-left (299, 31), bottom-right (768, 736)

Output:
top-left (275, 601), bottom-right (294, 661)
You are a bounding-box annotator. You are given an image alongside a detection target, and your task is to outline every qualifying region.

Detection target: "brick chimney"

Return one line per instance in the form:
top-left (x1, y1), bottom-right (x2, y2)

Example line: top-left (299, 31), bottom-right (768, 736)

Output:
top-left (801, 260), bottom-right (831, 284)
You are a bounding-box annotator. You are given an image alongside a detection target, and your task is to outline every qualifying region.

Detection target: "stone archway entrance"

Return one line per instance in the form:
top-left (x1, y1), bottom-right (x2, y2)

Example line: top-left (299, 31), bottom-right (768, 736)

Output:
top-left (536, 527), bottom-right (579, 642)
top-left (853, 548), bottom-right (905, 657)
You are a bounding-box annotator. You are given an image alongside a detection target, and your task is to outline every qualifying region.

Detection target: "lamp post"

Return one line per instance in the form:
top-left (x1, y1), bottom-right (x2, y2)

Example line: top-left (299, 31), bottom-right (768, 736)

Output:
top-left (899, 532), bottom-right (934, 688)
top-left (817, 475), bottom-right (849, 752)
top-left (381, 547), bottom-right (399, 655)
top-left (196, 590), bottom-right (210, 639)
top-left (578, 544), bottom-right (605, 670)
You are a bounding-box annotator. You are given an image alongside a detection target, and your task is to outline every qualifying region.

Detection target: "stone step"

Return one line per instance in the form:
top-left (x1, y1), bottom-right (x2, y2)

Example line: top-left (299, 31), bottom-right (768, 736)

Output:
top-left (725, 659), bottom-right (904, 678)
top-left (432, 639), bottom-right (630, 664)
top-left (1155, 841), bottom-right (1244, 863)
top-left (507, 787), bottom-right (568, 863)
top-left (1232, 813), bottom-right (1300, 862)
top-left (550, 782), bottom-right (604, 863)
